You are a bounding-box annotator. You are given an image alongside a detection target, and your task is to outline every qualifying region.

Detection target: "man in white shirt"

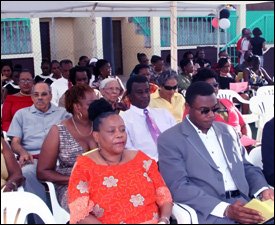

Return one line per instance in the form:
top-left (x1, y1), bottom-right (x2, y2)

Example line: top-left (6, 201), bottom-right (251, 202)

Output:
top-left (120, 75), bottom-right (176, 161)
top-left (158, 81), bottom-right (274, 224)
top-left (51, 59), bottom-right (73, 105)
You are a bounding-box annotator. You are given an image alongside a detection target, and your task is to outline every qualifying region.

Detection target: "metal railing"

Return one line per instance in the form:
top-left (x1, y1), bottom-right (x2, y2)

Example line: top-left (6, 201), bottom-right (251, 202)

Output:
top-left (1, 18), bottom-right (32, 55)
top-left (221, 14), bottom-right (274, 66)
top-left (131, 17), bottom-right (151, 47)
top-left (160, 15), bottom-right (238, 47)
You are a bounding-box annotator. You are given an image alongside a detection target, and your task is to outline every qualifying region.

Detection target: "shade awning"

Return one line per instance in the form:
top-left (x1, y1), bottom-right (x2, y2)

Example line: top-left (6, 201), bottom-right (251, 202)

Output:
top-left (1, 1), bottom-right (270, 18)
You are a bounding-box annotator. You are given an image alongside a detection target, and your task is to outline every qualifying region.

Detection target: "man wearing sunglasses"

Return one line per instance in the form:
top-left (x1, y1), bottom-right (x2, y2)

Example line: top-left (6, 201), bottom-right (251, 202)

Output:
top-left (158, 81), bottom-right (273, 224)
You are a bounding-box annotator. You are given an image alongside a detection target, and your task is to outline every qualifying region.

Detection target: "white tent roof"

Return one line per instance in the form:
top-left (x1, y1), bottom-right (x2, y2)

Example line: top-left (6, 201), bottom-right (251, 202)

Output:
top-left (1, 1), bottom-right (270, 18)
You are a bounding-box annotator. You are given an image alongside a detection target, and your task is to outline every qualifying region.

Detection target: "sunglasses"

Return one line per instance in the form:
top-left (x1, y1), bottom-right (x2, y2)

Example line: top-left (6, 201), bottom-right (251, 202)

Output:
top-left (212, 83), bottom-right (219, 88)
top-left (193, 106), bottom-right (220, 115)
top-left (164, 85), bottom-right (178, 90)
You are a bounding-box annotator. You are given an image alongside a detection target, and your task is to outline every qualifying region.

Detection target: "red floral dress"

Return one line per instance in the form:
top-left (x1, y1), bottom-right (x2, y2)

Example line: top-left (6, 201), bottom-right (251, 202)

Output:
top-left (68, 150), bottom-right (172, 224)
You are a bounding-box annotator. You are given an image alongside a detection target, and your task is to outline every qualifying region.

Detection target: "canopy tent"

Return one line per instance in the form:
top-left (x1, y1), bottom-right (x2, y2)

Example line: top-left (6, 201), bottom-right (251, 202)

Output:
top-left (1, 1), bottom-right (269, 18)
top-left (1, 1), bottom-right (270, 70)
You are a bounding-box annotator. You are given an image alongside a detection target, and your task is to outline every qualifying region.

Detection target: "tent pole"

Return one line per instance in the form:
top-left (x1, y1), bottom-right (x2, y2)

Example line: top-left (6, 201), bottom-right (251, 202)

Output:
top-left (170, 1), bottom-right (177, 71)
top-left (216, 8), bottom-right (220, 60)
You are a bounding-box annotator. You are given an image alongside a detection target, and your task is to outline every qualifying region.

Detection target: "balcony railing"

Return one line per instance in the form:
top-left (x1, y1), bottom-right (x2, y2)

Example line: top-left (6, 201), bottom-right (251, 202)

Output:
top-left (160, 15), bottom-right (238, 47)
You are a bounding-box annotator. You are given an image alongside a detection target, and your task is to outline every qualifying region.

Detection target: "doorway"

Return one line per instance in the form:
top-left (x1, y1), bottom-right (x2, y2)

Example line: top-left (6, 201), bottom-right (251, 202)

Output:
top-left (40, 22), bottom-right (51, 61)
top-left (112, 20), bottom-right (123, 75)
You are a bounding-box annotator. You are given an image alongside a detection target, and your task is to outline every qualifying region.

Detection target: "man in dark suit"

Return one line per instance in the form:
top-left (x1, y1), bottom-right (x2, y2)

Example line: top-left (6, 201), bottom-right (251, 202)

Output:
top-left (158, 81), bottom-right (274, 224)
top-left (262, 117), bottom-right (274, 187)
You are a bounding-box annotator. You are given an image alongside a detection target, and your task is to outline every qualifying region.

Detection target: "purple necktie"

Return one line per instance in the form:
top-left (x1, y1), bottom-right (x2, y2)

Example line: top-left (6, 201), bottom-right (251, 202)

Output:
top-left (144, 109), bottom-right (161, 144)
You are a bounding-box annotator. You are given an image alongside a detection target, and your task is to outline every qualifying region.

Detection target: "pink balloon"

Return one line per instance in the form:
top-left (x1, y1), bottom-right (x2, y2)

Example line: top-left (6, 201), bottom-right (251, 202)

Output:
top-left (211, 18), bottom-right (219, 29)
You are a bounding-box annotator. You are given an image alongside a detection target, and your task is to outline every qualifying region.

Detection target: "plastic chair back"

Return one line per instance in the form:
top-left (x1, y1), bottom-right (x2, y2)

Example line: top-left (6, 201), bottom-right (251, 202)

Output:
top-left (217, 89), bottom-right (250, 104)
top-left (248, 146), bottom-right (263, 169)
top-left (249, 95), bottom-right (274, 141)
top-left (172, 203), bottom-right (199, 224)
top-left (42, 181), bottom-right (70, 224)
top-left (256, 85), bottom-right (274, 96)
top-left (1, 191), bottom-right (56, 224)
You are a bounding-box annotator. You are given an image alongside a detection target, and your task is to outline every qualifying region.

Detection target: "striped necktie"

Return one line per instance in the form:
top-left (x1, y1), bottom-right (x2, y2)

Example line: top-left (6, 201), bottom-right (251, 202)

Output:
top-left (144, 108), bottom-right (161, 144)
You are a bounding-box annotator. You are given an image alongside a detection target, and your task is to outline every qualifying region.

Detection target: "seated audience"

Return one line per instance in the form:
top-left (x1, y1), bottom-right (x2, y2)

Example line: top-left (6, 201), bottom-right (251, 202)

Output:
top-left (158, 81), bottom-right (273, 224)
top-left (2, 70), bottom-right (34, 131)
top-left (150, 55), bottom-right (165, 85)
top-left (92, 59), bottom-right (124, 91)
top-left (178, 58), bottom-right (194, 95)
top-left (132, 64), bottom-right (158, 93)
top-left (234, 50), bottom-right (253, 82)
top-left (99, 77), bottom-right (127, 112)
top-left (51, 59), bottom-right (73, 106)
top-left (194, 49), bottom-right (211, 69)
top-left (37, 84), bottom-right (98, 212)
top-left (120, 75), bottom-right (176, 161)
top-left (182, 51), bottom-right (194, 61)
top-left (217, 57), bottom-right (236, 90)
top-left (50, 60), bottom-right (62, 80)
top-left (187, 68), bottom-right (249, 139)
top-left (130, 53), bottom-right (150, 77)
top-left (243, 55), bottom-right (273, 90)
top-left (212, 50), bottom-right (236, 77)
top-left (261, 117), bottom-right (274, 187)
top-left (2, 64), bottom-right (21, 103)
top-left (1, 136), bottom-right (25, 192)
top-left (78, 56), bottom-right (90, 67)
top-left (34, 59), bottom-right (54, 85)
top-left (217, 58), bottom-right (250, 114)
top-left (58, 66), bottom-right (99, 107)
top-left (67, 99), bottom-right (173, 224)
top-left (121, 64), bottom-right (158, 110)
top-left (150, 70), bottom-right (185, 123)
top-left (7, 82), bottom-right (70, 215)
top-left (1, 61), bottom-right (13, 87)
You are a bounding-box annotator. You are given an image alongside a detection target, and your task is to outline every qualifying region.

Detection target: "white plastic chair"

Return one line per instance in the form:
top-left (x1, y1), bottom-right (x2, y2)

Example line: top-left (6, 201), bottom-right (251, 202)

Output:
top-left (1, 191), bottom-right (56, 224)
top-left (217, 89), bottom-right (250, 105)
top-left (172, 203), bottom-right (199, 224)
top-left (249, 95), bottom-right (274, 141)
top-left (217, 89), bottom-right (258, 125)
top-left (42, 181), bottom-right (70, 224)
top-left (248, 146), bottom-right (263, 169)
top-left (256, 85), bottom-right (274, 96)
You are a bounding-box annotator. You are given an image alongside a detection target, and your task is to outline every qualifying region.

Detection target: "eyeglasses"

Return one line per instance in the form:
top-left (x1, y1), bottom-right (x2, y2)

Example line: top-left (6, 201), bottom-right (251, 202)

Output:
top-left (104, 87), bottom-right (121, 92)
top-left (193, 106), bottom-right (220, 115)
top-left (19, 79), bottom-right (33, 84)
top-left (163, 85), bottom-right (178, 91)
top-left (32, 92), bottom-right (50, 98)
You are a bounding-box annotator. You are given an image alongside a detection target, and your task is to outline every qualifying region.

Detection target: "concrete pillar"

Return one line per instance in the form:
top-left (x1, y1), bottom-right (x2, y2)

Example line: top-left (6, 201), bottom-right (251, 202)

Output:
top-left (150, 17), bottom-right (161, 56)
top-left (95, 17), bottom-right (103, 59)
top-left (31, 18), bottom-right (42, 75)
top-left (236, 4), bottom-right (246, 35)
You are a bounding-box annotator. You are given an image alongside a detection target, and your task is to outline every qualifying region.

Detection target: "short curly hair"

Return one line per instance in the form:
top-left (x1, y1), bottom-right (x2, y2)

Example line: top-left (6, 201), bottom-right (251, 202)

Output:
top-left (65, 84), bottom-right (96, 115)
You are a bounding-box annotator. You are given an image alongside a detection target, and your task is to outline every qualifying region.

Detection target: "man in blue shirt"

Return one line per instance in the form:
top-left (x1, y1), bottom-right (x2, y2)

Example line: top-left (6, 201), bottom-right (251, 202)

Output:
top-left (7, 82), bottom-right (70, 222)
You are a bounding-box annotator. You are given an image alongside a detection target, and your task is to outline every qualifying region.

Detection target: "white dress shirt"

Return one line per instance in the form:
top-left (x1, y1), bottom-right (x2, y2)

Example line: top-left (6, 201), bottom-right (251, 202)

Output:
top-left (120, 105), bottom-right (176, 161)
top-left (50, 76), bottom-right (69, 106)
top-left (187, 116), bottom-right (237, 218)
top-left (186, 116), bottom-right (269, 218)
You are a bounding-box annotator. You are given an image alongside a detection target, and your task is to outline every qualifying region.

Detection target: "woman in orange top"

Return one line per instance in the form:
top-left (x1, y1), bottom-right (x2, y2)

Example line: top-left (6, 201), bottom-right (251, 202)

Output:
top-left (2, 70), bottom-right (34, 131)
top-left (68, 99), bottom-right (172, 224)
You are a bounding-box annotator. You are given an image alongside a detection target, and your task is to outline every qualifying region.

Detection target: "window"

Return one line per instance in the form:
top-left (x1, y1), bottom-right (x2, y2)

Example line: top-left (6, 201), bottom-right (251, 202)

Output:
top-left (1, 18), bottom-right (32, 54)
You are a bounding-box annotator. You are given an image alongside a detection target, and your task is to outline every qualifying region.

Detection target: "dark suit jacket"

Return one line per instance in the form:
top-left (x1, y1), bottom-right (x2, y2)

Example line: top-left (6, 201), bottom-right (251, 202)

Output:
top-left (262, 117), bottom-right (274, 186)
top-left (158, 119), bottom-right (269, 223)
